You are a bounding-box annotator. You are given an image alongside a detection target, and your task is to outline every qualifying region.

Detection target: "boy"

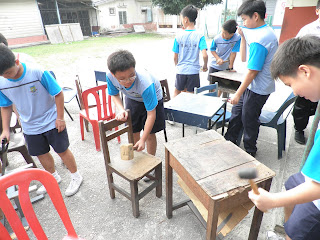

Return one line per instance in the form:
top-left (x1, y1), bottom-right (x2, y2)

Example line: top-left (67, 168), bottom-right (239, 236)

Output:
top-left (224, 0), bottom-right (278, 157)
top-left (0, 45), bottom-right (83, 197)
top-left (249, 35), bottom-right (320, 240)
top-left (106, 50), bottom-right (165, 158)
top-left (208, 19), bottom-right (241, 84)
top-left (172, 4), bottom-right (208, 97)
top-left (291, 0), bottom-right (320, 145)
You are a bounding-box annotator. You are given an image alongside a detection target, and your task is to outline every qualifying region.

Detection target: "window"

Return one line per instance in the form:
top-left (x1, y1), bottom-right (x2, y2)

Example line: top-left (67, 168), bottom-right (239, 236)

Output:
top-left (119, 11), bottom-right (127, 24)
top-left (109, 8), bottom-right (115, 15)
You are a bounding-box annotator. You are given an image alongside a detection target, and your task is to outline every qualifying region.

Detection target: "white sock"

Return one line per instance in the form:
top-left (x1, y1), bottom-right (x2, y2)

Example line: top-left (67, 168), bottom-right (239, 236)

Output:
top-left (52, 171), bottom-right (60, 180)
top-left (70, 171), bottom-right (81, 180)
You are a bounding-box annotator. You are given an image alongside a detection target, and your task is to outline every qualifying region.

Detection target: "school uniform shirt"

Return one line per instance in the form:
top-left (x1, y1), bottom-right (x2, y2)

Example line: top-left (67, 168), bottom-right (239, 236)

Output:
top-left (0, 63), bottom-right (61, 135)
top-left (296, 20), bottom-right (320, 38)
top-left (106, 68), bottom-right (163, 111)
top-left (172, 29), bottom-right (207, 75)
top-left (301, 123), bottom-right (320, 210)
top-left (241, 24), bottom-right (278, 95)
top-left (210, 32), bottom-right (241, 70)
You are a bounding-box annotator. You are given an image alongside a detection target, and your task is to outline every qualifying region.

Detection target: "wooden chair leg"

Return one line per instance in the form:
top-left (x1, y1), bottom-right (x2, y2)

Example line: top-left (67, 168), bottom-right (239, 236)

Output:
top-left (106, 170), bottom-right (115, 199)
top-left (155, 164), bottom-right (162, 198)
top-left (15, 146), bottom-right (37, 168)
top-left (130, 180), bottom-right (139, 218)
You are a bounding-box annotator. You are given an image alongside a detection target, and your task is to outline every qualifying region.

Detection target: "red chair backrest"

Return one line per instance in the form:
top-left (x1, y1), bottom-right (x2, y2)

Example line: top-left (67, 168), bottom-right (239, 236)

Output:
top-left (81, 85), bottom-right (115, 121)
top-left (0, 169), bottom-right (80, 240)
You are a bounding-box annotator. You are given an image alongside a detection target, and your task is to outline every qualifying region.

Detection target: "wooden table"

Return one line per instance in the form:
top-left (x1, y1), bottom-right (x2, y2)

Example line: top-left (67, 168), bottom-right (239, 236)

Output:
top-left (164, 130), bottom-right (275, 240)
top-left (210, 71), bottom-right (244, 97)
top-left (164, 92), bottom-right (227, 135)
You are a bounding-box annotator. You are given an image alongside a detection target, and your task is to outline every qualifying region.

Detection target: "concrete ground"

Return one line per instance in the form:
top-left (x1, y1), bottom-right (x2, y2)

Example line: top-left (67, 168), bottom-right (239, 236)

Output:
top-left (3, 33), bottom-right (310, 239)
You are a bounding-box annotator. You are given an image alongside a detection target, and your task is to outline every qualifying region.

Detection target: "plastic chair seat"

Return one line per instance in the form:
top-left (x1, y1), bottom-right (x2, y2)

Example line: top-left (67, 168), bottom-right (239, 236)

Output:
top-left (259, 110), bottom-right (285, 126)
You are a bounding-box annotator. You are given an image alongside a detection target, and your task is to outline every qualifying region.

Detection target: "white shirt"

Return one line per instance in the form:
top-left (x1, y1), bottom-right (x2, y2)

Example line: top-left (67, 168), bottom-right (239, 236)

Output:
top-left (296, 19), bottom-right (320, 38)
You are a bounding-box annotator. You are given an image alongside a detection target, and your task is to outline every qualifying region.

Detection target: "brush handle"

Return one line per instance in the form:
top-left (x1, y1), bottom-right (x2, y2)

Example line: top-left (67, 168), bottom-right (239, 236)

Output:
top-left (249, 179), bottom-right (259, 195)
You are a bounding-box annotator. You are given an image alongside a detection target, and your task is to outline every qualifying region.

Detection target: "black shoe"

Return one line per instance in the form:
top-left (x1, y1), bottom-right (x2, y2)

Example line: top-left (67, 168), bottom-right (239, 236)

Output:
top-left (295, 130), bottom-right (306, 145)
top-left (246, 151), bottom-right (256, 157)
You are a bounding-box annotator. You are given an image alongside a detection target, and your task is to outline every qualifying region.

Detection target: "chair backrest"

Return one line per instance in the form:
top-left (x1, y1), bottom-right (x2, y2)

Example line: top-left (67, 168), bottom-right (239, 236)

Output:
top-left (159, 79), bottom-right (171, 102)
top-left (75, 75), bottom-right (85, 110)
top-left (194, 83), bottom-right (219, 97)
top-left (94, 71), bottom-right (107, 86)
top-left (99, 110), bottom-right (134, 165)
top-left (82, 84), bottom-right (115, 121)
top-left (269, 92), bottom-right (297, 126)
top-left (0, 168), bottom-right (81, 240)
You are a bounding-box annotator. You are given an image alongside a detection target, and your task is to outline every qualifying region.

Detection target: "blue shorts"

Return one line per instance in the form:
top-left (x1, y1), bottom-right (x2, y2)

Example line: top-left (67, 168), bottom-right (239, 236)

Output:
top-left (284, 172), bottom-right (320, 240)
top-left (24, 128), bottom-right (70, 156)
top-left (175, 74), bottom-right (200, 92)
top-left (125, 97), bottom-right (165, 134)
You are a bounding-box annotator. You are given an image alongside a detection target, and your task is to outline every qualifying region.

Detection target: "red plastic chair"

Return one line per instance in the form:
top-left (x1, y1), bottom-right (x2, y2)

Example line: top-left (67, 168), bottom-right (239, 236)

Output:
top-left (0, 168), bottom-right (85, 240)
top-left (79, 84), bottom-right (119, 151)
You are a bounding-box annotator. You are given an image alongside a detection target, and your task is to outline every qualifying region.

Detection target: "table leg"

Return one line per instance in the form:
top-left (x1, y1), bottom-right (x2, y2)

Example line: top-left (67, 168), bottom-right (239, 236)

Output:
top-left (222, 102), bottom-right (226, 136)
top-left (166, 149), bottom-right (173, 219)
top-left (248, 178), bottom-right (273, 240)
top-left (206, 200), bottom-right (219, 240)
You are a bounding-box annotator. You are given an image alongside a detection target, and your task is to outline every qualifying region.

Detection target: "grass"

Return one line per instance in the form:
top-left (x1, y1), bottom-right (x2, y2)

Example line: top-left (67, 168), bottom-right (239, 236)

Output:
top-left (13, 33), bottom-right (168, 58)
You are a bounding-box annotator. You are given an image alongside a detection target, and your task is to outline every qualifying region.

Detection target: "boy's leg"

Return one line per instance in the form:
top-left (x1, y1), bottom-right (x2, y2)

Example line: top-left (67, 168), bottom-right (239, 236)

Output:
top-left (185, 74), bottom-right (200, 93)
top-left (242, 90), bottom-right (269, 155)
top-left (37, 152), bottom-right (56, 173)
top-left (224, 93), bottom-right (245, 145)
top-left (146, 133), bottom-right (157, 156)
top-left (292, 96), bottom-right (311, 144)
top-left (174, 74), bottom-right (187, 97)
top-left (56, 148), bottom-right (77, 173)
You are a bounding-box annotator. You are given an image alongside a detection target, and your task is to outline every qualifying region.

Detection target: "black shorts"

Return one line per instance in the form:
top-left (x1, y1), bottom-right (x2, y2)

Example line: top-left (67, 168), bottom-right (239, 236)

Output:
top-left (175, 74), bottom-right (200, 92)
top-left (207, 67), bottom-right (221, 82)
top-left (284, 172), bottom-right (320, 240)
top-left (24, 128), bottom-right (70, 156)
top-left (125, 97), bottom-right (165, 134)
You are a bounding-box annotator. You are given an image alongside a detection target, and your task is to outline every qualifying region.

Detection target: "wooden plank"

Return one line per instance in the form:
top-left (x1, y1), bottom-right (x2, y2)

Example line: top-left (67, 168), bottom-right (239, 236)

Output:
top-left (198, 162), bottom-right (275, 198)
top-left (109, 151), bottom-right (161, 180)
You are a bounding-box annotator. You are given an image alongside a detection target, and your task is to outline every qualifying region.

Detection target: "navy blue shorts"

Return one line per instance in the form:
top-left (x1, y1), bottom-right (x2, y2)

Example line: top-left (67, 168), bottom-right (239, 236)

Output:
top-left (24, 128), bottom-right (70, 156)
top-left (284, 172), bottom-right (320, 240)
top-left (175, 74), bottom-right (200, 92)
top-left (125, 97), bottom-right (165, 134)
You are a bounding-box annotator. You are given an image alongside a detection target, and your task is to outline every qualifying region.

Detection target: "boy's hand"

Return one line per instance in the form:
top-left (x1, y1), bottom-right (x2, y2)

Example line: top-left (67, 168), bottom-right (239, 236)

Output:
top-left (248, 188), bottom-right (275, 212)
top-left (201, 65), bottom-right (208, 72)
top-left (133, 139), bottom-right (145, 152)
top-left (237, 26), bottom-right (244, 38)
top-left (230, 93), bottom-right (241, 105)
top-left (216, 58), bottom-right (224, 65)
top-left (116, 110), bottom-right (128, 121)
top-left (55, 119), bottom-right (66, 133)
top-left (0, 130), bottom-right (10, 142)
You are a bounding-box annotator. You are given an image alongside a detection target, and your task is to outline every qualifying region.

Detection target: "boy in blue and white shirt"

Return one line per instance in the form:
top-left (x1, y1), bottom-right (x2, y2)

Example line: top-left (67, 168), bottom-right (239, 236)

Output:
top-left (172, 5), bottom-right (208, 97)
top-left (0, 45), bottom-right (83, 197)
top-left (224, 0), bottom-right (278, 157)
top-left (208, 19), bottom-right (241, 85)
top-left (106, 50), bottom-right (165, 161)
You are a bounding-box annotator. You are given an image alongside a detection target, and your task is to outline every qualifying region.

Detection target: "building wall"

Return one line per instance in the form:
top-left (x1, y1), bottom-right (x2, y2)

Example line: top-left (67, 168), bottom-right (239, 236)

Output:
top-left (0, 0), bottom-right (47, 45)
top-left (97, 0), bottom-right (155, 31)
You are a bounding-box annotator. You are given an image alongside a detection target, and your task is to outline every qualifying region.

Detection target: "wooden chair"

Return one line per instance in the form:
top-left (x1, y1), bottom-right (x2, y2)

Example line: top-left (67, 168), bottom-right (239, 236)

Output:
top-left (99, 110), bottom-right (162, 217)
top-left (75, 75), bottom-right (91, 132)
top-left (160, 79), bottom-right (170, 142)
top-left (80, 84), bottom-right (119, 151)
top-left (0, 168), bottom-right (85, 240)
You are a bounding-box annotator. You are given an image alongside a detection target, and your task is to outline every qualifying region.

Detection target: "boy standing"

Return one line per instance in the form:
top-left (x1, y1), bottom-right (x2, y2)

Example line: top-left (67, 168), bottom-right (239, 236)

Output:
top-left (291, 0), bottom-right (320, 144)
top-left (249, 35), bottom-right (320, 240)
top-left (106, 50), bottom-right (165, 157)
top-left (208, 19), bottom-right (241, 84)
top-left (224, 0), bottom-right (278, 157)
top-left (0, 45), bottom-right (83, 197)
top-left (172, 5), bottom-right (208, 97)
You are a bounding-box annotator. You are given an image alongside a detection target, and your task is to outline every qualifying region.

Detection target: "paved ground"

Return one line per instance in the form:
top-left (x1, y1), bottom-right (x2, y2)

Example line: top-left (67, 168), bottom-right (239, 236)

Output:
top-left (4, 33), bottom-right (311, 239)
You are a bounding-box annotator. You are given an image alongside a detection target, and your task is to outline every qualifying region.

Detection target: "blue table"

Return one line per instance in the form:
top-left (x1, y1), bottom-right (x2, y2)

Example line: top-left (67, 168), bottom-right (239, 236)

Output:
top-left (164, 92), bottom-right (227, 136)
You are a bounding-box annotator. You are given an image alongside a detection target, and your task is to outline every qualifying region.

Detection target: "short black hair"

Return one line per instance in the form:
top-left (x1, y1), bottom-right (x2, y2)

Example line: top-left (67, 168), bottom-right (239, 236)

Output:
top-left (237, 0), bottom-right (266, 20)
top-left (0, 45), bottom-right (15, 75)
top-left (222, 19), bottom-right (238, 34)
top-left (107, 50), bottom-right (136, 74)
top-left (181, 5), bottom-right (198, 23)
top-left (270, 35), bottom-right (320, 79)
top-left (317, 0), bottom-right (320, 9)
top-left (0, 33), bottom-right (8, 47)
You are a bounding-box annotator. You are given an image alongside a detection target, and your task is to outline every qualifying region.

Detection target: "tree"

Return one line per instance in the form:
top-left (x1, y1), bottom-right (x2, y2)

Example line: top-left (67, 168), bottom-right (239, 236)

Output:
top-left (152, 0), bottom-right (223, 15)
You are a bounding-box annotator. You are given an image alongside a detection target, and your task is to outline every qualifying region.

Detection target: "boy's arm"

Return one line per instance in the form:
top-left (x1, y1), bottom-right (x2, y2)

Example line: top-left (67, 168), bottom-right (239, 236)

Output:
top-left (249, 180), bottom-right (320, 212)
top-left (0, 106), bottom-right (13, 141)
top-left (174, 53), bottom-right (179, 66)
top-left (202, 49), bottom-right (208, 72)
top-left (230, 70), bottom-right (258, 104)
top-left (111, 94), bottom-right (128, 121)
top-left (211, 51), bottom-right (223, 65)
top-left (229, 52), bottom-right (237, 70)
top-left (238, 27), bottom-right (247, 62)
top-left (134, 109), bottom-right (156, 151)
top-left (54, 91), bottom-right (65, 133)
